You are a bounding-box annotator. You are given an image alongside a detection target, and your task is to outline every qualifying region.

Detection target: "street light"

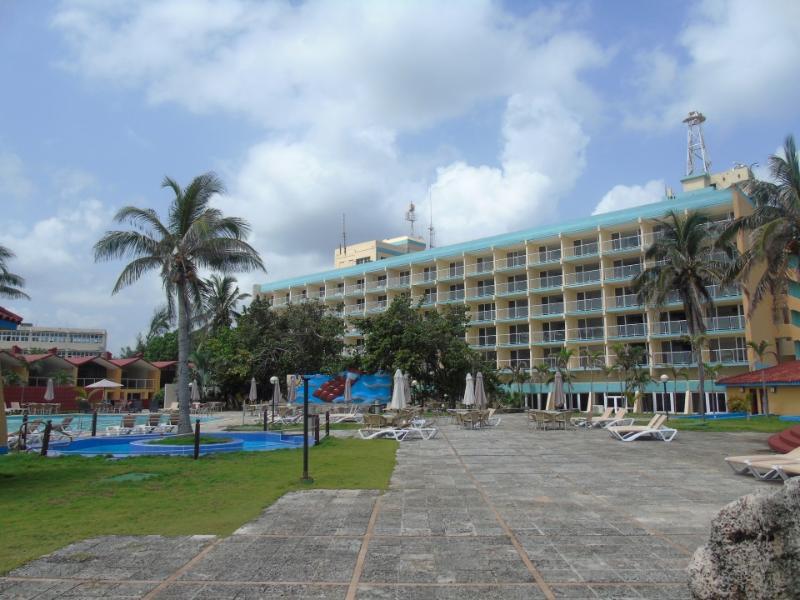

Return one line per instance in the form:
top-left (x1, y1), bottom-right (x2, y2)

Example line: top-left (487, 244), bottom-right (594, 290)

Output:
top-left (411, 379), bottom-right (419, 408)
top-left (660, 374), bottom-right (669, 414)
top-left (270, 376), bottom-right (279, 430)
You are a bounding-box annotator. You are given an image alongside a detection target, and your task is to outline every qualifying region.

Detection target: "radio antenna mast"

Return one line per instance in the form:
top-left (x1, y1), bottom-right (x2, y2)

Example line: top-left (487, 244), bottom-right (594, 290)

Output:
top-left (405, 201), bottom-right (417, 236)
top-left (427, 186), bottom-right (436, 248)
top-left (683, 111), bottom-right (711, 176)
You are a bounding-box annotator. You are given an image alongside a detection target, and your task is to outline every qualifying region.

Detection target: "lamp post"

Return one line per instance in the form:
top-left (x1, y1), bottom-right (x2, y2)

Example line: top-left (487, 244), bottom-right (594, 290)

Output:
top-left (270, 375), bottom-right (278, 429)
top-left (660, 374), bottom-right (669, 415)
top-left (301, 375), bottom-right (312, 483)
top-left (411, 379), bottom-right (419, 408)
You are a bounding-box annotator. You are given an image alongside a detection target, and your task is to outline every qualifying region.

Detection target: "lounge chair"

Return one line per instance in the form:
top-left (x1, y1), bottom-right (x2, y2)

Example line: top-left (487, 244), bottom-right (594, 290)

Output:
top-left (329, 408), bottom-right (363, 424)
top-left (607, 414), bottom-right (676, 442)
top-left (133, 413), bottom-right (163, 434)
top-left (481, 408), bottom-right (501, 427)
top-left (358, 425), bottom-right (438, 441)
top-left (106, 414), bottom-right (137, 435)
top-left (50, 416), bottom-right (77, 440)
top-left (153, 414), bottom-right (180, 434)
top-left (571, 407), bottom-right (612, 428)
top-left (744, 457), bottom-right (800, 481)
top-left (8, 419), bottom-right (44, 449)
top-left (724, 447), bottom-right (800, 475)
top-left (595, 408), bottom-right (629, 428)
top-left (774, 463), bottom-right (800, 482)
top-left (159, 402), bottom-right (179, 413)
top-left (5, 402), bottom-right (23, 415)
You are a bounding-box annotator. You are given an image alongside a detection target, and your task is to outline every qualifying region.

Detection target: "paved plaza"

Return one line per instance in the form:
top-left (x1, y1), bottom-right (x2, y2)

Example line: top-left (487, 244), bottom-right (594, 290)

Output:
top-left (0, 415), bottom-right (775, 599)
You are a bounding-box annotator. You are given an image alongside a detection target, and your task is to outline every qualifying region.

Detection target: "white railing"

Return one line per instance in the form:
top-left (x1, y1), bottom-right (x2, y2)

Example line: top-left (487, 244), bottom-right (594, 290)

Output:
top-left (602, 234), bottom-right (642, 254)
top-left (563, 241), bottom-right (599, 259)
top-left (471, 310), bottom-right (496, 322)
top-left (445, 289), bottom-right (465, 302)
top-left (653, 351), bottom-right (694, 365)
top-left (709, 348), bottom-right (747, 363)
top-left (610, 293), bottom-right (641, 309)
top-left (470, 336), bottom-right (497, 348)
top-left (603, 263), bottom-right (642, 281)
top-left (567, 326), bottom-right (605, 341)
top-left (345, 304), bottom-right (365, 316)
top-left (496, 281), bottom-right (528, 295)
top-left (412, 271), bottom-right (437, 284)
top-left (366, 300), bottom-right (388, 313)
top-left (366, 279), bottom-right (387, 292)
top-left (420, 293), bottom-right (438, 305)
top-left (496, 307), bottom-right (529, 320)
top-left (121, 378), bottom-right (155, 389)
top-left (532, 330), bottom-right (566, 343)
top-left (345, 283), bottom-right (365, 295)
top-left (271, 297), bottom-right (289, 307)
top-left (706, 315), bottom-right (745, 331)
top-left (564, 269), bottom-right (601, 286)
top-left (575, 355), bottom-right (605, 369)
top-left (496, 358), bottom-right (532, 370)
top-left (531, 275), bottom-right (563, 290)
top-left (326, 288), bottom-right (344, 299)
top-left (465, 260), bottom-right (495, 275)
top-left (528, 248), bottom-right (562, 265)
top-left (607, 323), bottom-right (647, 338)
top-left (465, 285), bottom-right (495, 299)
top-left (707, 284), bottom-right (741, 299)
top-left (495, 255), bottom-right (527, 270)
top-left (530, 302), bottom-right (564, 317)
top-left (387, 276), bottom-right (411, 289)
top-left (496, 333), bottom-right (531, 346)
top-left (564, 298), bottom-right (603, 313)
top-left (653, 321), bottom-right (689, 336)
top-left (76, 377), bottom-right (105, 387)
top-left (437, 265), bottom-right (465, 280)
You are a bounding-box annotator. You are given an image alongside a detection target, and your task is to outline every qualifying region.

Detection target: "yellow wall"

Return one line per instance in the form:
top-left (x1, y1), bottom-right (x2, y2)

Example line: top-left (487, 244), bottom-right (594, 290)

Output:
top-left (766, 387), bottom-right (800, 416)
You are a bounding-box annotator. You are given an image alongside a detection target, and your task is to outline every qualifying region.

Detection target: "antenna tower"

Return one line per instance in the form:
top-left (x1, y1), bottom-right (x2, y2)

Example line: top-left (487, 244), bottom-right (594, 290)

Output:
top-left (683, 111), bottom-right (711, 176)
top-left (427, 186), bottom-right (436, 248)
top-left (405, 201), bottom-right (417, 236)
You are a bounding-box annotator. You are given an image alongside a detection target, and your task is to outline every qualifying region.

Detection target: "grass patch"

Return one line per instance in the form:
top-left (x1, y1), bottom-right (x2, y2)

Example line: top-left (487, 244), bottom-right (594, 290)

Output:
top-left (0, 437), bottom-right (396, 574)
top-left (618, 412), bottom-right (792, 433)
top-left (148, 435), bottom-right (232, 446)
top-left (227, 422), bottom-right (362, 432)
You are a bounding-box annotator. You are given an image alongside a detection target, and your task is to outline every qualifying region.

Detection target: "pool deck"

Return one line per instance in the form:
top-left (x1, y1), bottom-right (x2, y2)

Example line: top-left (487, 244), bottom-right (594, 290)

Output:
top-left (0, 414), bottom-right (775, 599)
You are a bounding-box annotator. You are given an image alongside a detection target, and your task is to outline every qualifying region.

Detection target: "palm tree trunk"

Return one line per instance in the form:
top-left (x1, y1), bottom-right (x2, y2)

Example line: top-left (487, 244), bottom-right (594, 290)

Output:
top-left (176, 282), bottom-right (192, 434)
top-left (761, 373), bottom-right (768, 416)
top-left (0, 367), bottom-right (8, 454)
top-left (696, 347), bottom-right (706, 422)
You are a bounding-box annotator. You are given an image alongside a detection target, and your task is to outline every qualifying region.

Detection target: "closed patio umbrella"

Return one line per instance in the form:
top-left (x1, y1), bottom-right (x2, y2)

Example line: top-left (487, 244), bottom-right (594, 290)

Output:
top-left (463, 373), bottom-right (475, 407)
top-left (390, 369), bottom-right (405, 410)
top-left (550, 371), bottom-right (565, 410)
top-left (249, 377), bottom-right (258, 404)
top-left (474, 372), bottom-right (487, 410)
top-left (191, 380), bottom-right (201, 403)
top-left (684, 389), bottom-right (693, 415)
top-left (44, 378), bottom-right (55, 402)
top-left (545, 389), bottom-right (555, 411)
top-left (287, 375), bottom-right (297, 404)
top-left (272, 378), bottom-right (283, 405)
top-left (344, 374), bottom-right (352, 404)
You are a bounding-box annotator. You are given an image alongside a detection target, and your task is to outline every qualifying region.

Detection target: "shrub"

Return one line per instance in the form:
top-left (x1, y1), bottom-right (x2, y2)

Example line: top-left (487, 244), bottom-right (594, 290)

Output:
top-left (726, 395), bottom-right (750, 414)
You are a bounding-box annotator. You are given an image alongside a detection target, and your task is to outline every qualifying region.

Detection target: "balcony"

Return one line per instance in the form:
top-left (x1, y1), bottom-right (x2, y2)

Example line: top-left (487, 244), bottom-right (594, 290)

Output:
top-left (652, 320), bottom-right (689, 337)
top-left (271, 297), bottom-right (290, 307)
top-left (602, 234), bottom-right (642, 255)
top-left (470, 310), bottom-right (496, 324)
top-left (496, 307), bottom-right (529, 321)
top-left (653, 351), bottom-right (694, 366)
top-left (465, 285), bottom-right (495, 300)
top-left (345, 304), bottom-right (366, 316)
top-left (608, 293), bottom-right (642, 311)
top-left (603, 263), bottom-right (642, 283)
top-left (76, 377), bottom-right (105, 387)
top-left (531, 275), bottom-right (563, 291)
top-left (412, 271), bottom-right (437, 284)
top-left (563, 241), bottom-right (599, 260)
top-left (465, 260), bottom-right (495, 275)
top-left (607, 323), bottom-right (648, 339)
top-left (443, 289), bottom-right (465, 303)
top-left (709, 348), bottom-right (748, 364)
top-left (532, 330), bottom-right (566, 344)
top-left (496, 281), bottom-right (528, 297)
top-left (366, 280), bottom-right (387, 292)
top-left (326, 288), bottom-right (345, 299)
top-left (121, 378), bottom-right (155, 390)
top-left (564, 297), bottom-right (603, 314)
top-left (345, 283), bottom-right (365, 296)
top-left (495, 255), bottom-right (527, 271)
top-left (530, 302), bottom-right (564, 318)
top-left (420, 293), bottom-right (438, 306)
top-left (496, 333), bottom-right (530, 347)
top-left (528, 248), bottom-right (562, 265)
top-left (563, 269), bottom-right (601, 287)
top-left (496, 358), bottom-right (531, 370)
top-left (568, 326), bottom-right (605, 341)
top-left (470, 336), bottom-right (497, 349)
top-left (536, 356), bottom-right (561, 368)
top-left (576, 355), bottom-right (605, 369)
top-left (706, 315), bottom-right (745, 331)
top-left (366, 300), bottom-right (388, 313)
top-left (437, 265), bottom-right (465, 281)
top-left (387, 276), bottom-right (411, 289)
top-left (707, 284), bottom-right (742, 300)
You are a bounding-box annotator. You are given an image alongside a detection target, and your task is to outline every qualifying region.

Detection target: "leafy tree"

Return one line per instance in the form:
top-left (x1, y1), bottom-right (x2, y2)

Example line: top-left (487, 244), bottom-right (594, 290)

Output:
top-left (93, 173), bottom-right (264, 433)
top-left (142, 331), bottom-right (179, 362)
top-left (702, 362), bottom-right (723, 413)
top-left (746, 340), bottom-right (778, 415)
top-left (584, 349), bottom-right (605, 411)
top-left (633, 210), bottom-right (732, 420)
top-left (197, 274), bottom-right (250, 332)
top-left (530, 363), bottom-right (551, 410)
top-left (611, 343), bottom-right (650, 409)
top-left (203, 327), bottom-right (253, 405)
top-left (53, 370), bottom-right (74, 385)
top-left (721, 135), bottom-right (800, 319)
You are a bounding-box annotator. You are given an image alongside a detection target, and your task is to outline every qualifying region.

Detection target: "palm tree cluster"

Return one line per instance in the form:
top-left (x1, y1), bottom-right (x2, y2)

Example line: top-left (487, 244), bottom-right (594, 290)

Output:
top-left (0, 245), bottom-right (29, 300)
top-left (94, 173), bottom-right (265, 433)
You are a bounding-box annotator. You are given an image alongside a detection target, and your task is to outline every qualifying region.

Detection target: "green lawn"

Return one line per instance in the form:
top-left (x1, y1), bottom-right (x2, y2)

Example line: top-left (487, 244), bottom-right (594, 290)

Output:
top-left (623, 413), bottom-right (793, 433)
top-left (0, 437), bottom-right (396, 574)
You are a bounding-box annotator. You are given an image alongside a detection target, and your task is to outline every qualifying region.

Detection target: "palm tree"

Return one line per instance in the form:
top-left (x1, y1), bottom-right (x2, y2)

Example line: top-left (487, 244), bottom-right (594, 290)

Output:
top-left (633, 210), bottom-right (732, 420)
top-left (197, 274), bottom-right (251, 332)
top-left (94, 173), bottom-right (265, 433)
top-left (146, 306), bottom-right (174, 343)
top-left (530, 363), bottom-right (550, 410)
top-left (746, 340), bottom-right (778, 415)
top-left (721, 135), bottom-right (799, 319)
top-left (669, 366), bottom-right (689, 412)
top-left (702, 362), bottom-right (723, 413)
top-left (584, 349), bottom-right (605, 412)
top-left (601, 363), bottom-right (618, 409)
top-left (0, 245), bottom-right (29, 300)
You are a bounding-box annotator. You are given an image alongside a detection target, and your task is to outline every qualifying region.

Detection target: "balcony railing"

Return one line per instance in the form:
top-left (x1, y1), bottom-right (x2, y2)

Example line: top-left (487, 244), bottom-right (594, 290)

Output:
top-left (530, 302), bottom-right (564, 317)
top-left (602, 234), bottom-right (642, 254)
top-left (568, 326), bottom-right (605, 341)
top-left (471, 310), bottom-right (496, 323)
top-left (345, 283), bottom-right (365, 296)
top-left (565, 298), bottom-right (603, 313)
top-left (496, 333), bottom-right (530, 346)
top-left (76, 377), bottom-right (105, 387)
top-left (607, 323), bottom-right (647, 338)
top-left (465, 286), bottom-right (495, 299)
top-left (366, 280), bottom-right (387, 292)
top-left (610, 293), bottom-right (641, 309)
top-left (563, 241), bottom-right (599, 259)
top-left (709, 348), bottom-right (747, 364)
top-left (366, 300), bottom-right (388, 313)
top-left (532, 330), bottom-right (566, 344)
top-left (528, 248), bottom-right (562, 265)
top-left (470, 336), bottom-right (497, 348)
top-left (496, 307), bottom-right (529, 320)
top-left (412, 271), bottom-right (437, 284)
top-left (495, 255), bottom-right (527, 270)
top-left (326, 288), bottom-right (344, 299)
top-left (465, 260), bottom-right (495, 275)
top-left (445, 290), bottom-right (465, 302)
top-left (438, 266), bottom-right (465, 280)
top-left (604, 263), bottom-right (642, 281)
top-left (496, 281), bottom-right (528, 295)
top-left (121, 378), bottom-right (155, 390)
top-left (564, 269), bottom-right (601, 287)
top-left (707, 284), bottom-right (741, 299)
top-left (653, 351), bottom-right (694, 366)
top-left (271, 297), bottom-right (290, 307)
top-left (496, 358), bottom-right (531, 370)
top-left (531, 275), bottom-right (563, 290)
top-left (420, 293), bottom-right (438, 305)
top-left (345, 304), bottom-right (366, 316)
top-left (387, 276), bottom-right (411, 289)
top-left (706, 315), bottom-right (745, 331)
top-left (653, 321), bottom-right (689, 336)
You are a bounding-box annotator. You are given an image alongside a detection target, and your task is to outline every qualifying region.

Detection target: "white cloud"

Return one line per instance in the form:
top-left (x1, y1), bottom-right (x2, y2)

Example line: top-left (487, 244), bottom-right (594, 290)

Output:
top-left (593, 179), bottom-right (665, 214)
top-left (628, 0), bottom-right (800, 128)
top-left (0, 150), bottom-right (34, 202)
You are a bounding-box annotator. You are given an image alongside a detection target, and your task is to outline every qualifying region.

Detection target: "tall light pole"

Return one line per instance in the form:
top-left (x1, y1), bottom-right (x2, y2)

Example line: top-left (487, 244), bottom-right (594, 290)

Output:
top-left (270, 375), bottom-right (278, 429)
top-left (301, 375), bottom-right (312, 483)
top-left (660, 374), bottom-right (669, 415)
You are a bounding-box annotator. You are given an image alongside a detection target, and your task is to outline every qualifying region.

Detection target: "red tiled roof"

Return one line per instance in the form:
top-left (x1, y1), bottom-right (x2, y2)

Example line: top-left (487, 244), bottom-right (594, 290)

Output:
top-left (151, 361), bottom-right (177, 369)
top-left (109, 357), bottom-right (142, 367)
top-left (0, 306), bottom-right (23, 324)
top-left (66, 356), bottom-right (97, 366)
top-left (718, 361), bottom-right (800, 386)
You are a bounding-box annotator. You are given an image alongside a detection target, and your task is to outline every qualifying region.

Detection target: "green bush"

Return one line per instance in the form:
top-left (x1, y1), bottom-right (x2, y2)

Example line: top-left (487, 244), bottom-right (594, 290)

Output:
top-left (726, 395), bottom-right (750, 414)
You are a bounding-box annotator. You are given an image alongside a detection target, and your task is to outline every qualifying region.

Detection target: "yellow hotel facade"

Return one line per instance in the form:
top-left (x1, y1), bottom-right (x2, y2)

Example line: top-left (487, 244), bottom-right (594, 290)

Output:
top-left (255, 167), bottom-right (800, 415)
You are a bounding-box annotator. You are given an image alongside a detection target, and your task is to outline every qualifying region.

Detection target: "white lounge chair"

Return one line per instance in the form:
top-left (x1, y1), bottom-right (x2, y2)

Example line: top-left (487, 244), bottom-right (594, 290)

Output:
top-left (725, 447), bottom-right (800, 475)
top-left (745, 458), bottom-right (800, 481)
top-left (358, 428), bottom-right (408, 441)
top-left (106, 414), bottom-right (137, 435)
top-left (133, 413), bottom-right (163, 434)
top-left (607, 414), bottom-right (677, 442)
top-left (592, 408), bottom-right (628, 428)
top-left (774, 462), bottom-right (800, 482)
top-left (571, 407), bottom-right (612, 428)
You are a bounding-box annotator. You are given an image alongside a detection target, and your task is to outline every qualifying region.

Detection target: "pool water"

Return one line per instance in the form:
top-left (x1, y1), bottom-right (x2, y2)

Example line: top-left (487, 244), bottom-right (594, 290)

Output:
top-left (6, 413), bottom-right (217, 432)
top-left (53, 431), bottom-right (308, 456)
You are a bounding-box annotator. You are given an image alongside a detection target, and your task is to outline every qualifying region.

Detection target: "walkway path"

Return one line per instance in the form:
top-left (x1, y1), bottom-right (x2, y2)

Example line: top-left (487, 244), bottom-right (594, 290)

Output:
top-left (0, 415), bottom-right (770, 598)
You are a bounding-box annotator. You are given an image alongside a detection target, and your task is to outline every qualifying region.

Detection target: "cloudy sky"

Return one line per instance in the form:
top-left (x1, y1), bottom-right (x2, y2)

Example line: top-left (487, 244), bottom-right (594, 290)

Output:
top-left (1, 0), bottom-right (798, 353)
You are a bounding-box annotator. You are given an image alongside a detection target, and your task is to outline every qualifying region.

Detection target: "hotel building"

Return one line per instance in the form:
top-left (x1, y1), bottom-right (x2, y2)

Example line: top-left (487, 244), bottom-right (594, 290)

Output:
top-left (255, 167), bottom-right (800, 414)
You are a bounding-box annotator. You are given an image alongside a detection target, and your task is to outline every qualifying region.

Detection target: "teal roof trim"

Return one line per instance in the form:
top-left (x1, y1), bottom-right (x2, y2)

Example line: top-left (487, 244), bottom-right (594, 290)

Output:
top-left (259, 187), bottom-right (734, 292)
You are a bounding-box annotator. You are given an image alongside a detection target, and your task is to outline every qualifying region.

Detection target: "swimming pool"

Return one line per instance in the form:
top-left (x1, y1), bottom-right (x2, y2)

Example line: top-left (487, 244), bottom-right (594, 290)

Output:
top-left (53, 431), bottom-right (309, 456)
top-left (6, 413), bottom-right (218, 433)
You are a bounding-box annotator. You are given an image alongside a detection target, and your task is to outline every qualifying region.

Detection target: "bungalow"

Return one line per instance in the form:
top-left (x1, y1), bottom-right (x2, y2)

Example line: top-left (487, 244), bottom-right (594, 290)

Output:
top-left (718, 360), bottom-right (800, 416)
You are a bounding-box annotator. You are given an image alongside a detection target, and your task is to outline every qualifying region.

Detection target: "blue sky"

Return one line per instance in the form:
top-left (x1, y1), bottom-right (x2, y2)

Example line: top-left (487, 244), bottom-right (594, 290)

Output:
top-left (0, 0), bottom-right (798, 352)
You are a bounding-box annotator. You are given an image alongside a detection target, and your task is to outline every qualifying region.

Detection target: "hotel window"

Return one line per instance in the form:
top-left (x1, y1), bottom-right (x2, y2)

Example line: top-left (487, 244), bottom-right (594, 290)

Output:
top-left (423, 266), bottom-right (434, 282)
top-left (377, 274), bottom-right (387, 287)
top-left (476, 256), bottom-right (493, 273)
top-left (423, 288), bottom-right (437, 303)
top-left (477, 303), bottom-right (495, 321)
top-left (509, 324), bottom-right (529, 345)
top-left (477, 279), bottom-right (494, 296)
top-left (506, 250), bottom-right (526, 267)
top-left (337, 282), bottom-right (344, 294)
top-left (399, 270), bottom-right (410, 285)
top-left (508, 299), bottom-right (528, 319)
top-left (356, 257), bottom-right (372, 264)
top-left (510, 349), bottom-right (530, 368)
top-left (478, 327), bottom-right (496, 347)
top-left (318, 286), bottom-right (325, 298)
top-left (449, 261), bottom-right (464, 278)
top-left (507, 274), bottom-right (527, 292)
top-left (449, 283), bottom-right (465, 300)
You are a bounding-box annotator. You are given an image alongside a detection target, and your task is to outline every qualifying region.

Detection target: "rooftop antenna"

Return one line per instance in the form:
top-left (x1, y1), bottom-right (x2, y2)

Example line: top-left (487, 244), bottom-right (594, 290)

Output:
top-left (427, 185), bottom-right (436, 248)
top-left (341, 213), bottom-right (347, 254)
top-left (683, 110), bottom-right (711, 176)
top-left (405, 201), bottom-right (417, 236)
